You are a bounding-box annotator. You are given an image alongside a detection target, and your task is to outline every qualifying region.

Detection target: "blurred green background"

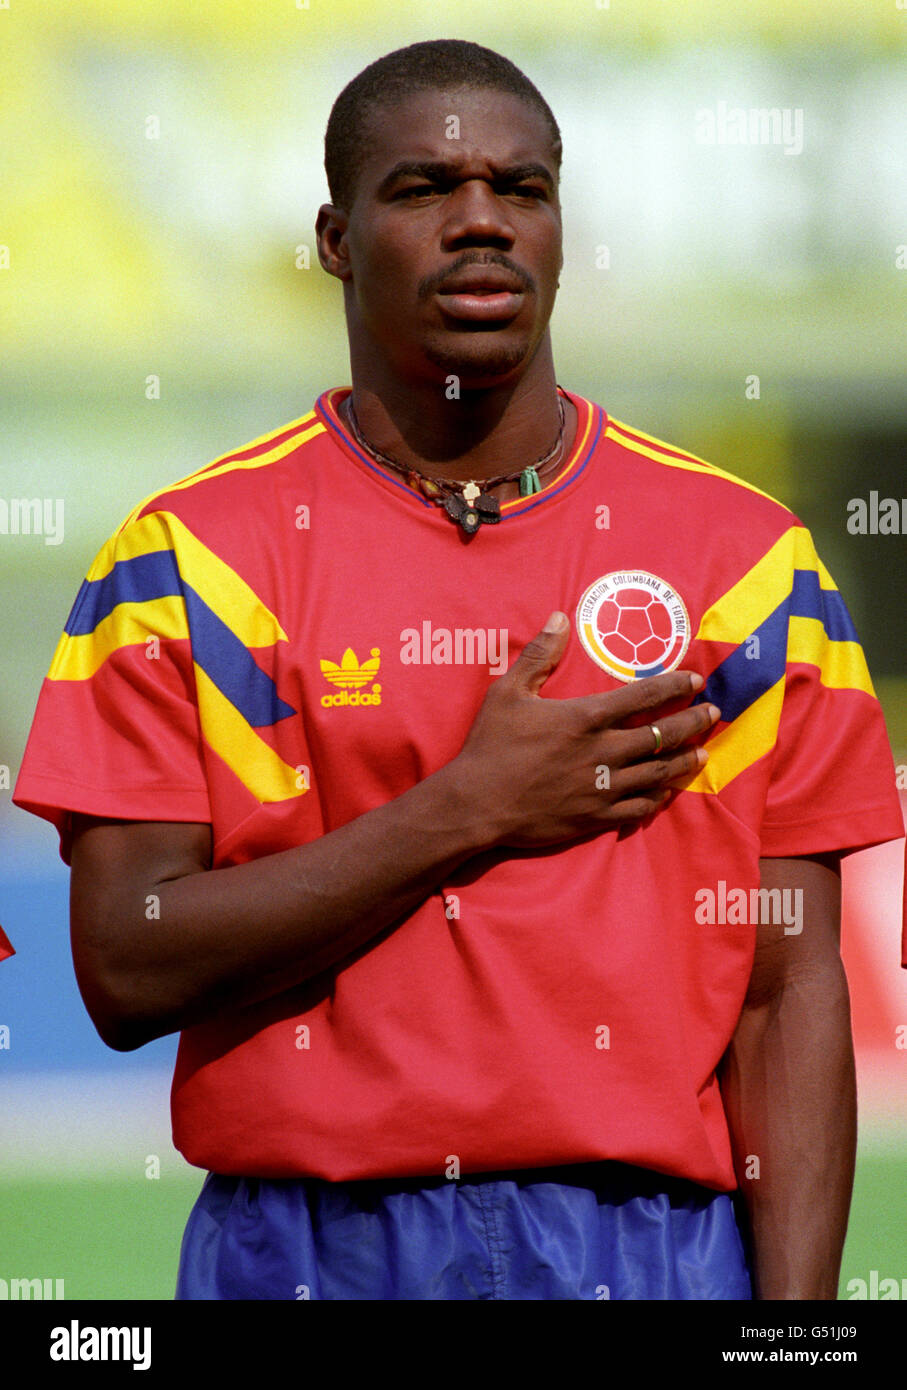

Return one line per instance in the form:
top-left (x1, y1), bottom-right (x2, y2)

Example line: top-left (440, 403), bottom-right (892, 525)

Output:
top-left (1, 0), bottom-right (905, 1300)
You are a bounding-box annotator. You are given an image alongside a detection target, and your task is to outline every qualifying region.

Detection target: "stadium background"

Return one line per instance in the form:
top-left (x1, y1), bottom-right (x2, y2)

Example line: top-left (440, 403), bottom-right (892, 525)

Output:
top-left (1, 0), bottom-right (904, 1299)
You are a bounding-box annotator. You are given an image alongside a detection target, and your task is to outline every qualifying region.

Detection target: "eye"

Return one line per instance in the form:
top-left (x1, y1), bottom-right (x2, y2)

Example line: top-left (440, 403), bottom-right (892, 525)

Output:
top-left (505, 184), bottom-right (547, 200)
top-left (396, 184), bottom-right (441, 199)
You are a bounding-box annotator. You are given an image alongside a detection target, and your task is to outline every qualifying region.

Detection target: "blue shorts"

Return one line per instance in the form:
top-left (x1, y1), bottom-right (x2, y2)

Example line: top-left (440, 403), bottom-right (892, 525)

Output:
top-left (175, 1161), bottom-right (752, 1300)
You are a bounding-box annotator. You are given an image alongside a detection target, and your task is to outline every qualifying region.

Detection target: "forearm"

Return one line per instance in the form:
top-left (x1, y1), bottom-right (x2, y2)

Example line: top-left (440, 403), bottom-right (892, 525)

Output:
top-left (718, 961), bottom-right (857, 1300)
top-left (72, 654), bottom-right (713, 1050)
top-left (77, 758), bottom-right (492, 1047)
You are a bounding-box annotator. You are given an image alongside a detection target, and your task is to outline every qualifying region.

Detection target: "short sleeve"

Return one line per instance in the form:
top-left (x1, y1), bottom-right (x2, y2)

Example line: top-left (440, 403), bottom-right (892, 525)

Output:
top-left (13, 512), bottom-right (211, 863)
top-left (759, 529), bottom-right (904, 860)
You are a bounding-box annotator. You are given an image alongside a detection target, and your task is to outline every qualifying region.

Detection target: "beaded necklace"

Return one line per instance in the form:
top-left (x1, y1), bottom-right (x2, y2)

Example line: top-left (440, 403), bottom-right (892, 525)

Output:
top-left (342, 393), bottom-right (567, 534)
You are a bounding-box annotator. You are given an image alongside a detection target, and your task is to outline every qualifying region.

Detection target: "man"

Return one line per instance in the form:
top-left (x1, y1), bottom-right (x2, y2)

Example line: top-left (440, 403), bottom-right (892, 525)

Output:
top-left (14, 39), bottom-right (904, 1301)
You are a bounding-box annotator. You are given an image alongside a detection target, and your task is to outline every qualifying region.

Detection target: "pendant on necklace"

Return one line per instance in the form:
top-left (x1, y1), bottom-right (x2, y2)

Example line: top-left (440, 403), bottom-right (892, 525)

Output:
top-left (519, 466), bottom-right (542, 496)
top-left (443, 480), bottom-right (501, 534)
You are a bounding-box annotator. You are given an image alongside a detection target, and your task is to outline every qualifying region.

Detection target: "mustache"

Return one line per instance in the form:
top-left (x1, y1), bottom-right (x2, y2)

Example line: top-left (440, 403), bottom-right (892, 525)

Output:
top-left (418, 254), bottom-right (536, 300)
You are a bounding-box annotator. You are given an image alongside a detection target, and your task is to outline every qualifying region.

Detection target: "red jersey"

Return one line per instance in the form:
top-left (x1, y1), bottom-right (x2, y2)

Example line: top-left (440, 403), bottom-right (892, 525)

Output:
top-left (14, 387), bottom-right (905, 1187)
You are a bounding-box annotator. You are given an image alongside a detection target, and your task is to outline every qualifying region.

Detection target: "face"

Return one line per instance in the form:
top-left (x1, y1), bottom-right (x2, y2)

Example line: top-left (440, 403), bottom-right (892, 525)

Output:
top-left (317, 87), bottom-right (563, 389)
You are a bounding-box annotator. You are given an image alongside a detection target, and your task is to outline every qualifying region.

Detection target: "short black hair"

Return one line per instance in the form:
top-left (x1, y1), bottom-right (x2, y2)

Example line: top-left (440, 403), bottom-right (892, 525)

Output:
top-left (324, 39), bottom-right (562, 210)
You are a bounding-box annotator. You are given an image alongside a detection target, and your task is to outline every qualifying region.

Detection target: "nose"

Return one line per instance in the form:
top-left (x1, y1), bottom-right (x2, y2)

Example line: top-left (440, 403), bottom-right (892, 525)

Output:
top-left (440, 180), bottom-right (516, 248)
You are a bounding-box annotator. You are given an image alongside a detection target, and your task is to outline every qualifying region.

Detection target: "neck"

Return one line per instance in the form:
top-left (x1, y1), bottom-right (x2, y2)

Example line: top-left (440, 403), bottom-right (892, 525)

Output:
top-left (342, 338), bottom-right (572, 486)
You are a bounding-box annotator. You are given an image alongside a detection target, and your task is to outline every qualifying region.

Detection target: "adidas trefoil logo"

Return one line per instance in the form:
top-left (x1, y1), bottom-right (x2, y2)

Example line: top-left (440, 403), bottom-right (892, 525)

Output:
top-left (319, 647), bottom-right (382, 708)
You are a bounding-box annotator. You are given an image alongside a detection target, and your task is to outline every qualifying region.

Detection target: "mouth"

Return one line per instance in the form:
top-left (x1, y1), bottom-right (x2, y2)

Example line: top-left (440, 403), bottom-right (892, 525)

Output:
top-left (434, 268), bottom-right (528, 323)
top-left (434, 286), bottom-right (525, 323)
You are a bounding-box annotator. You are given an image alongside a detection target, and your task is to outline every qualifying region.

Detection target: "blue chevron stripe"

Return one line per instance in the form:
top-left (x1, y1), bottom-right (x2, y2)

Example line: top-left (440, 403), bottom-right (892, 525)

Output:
top-left (695, 570), bottom-right (861, 722)
top-left (66, 552), bottom-right (181, 634)
top-left (64, 550), bottom-right (295, 728)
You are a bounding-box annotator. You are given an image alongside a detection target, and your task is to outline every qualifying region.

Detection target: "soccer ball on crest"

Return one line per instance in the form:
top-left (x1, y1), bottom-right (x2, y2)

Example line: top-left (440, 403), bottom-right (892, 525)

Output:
top-left (597, 588), bottom-right (675, 669)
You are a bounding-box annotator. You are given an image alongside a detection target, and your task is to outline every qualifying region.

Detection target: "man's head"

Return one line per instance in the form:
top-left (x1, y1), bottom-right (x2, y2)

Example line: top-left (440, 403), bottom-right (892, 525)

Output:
top-left (324, 39), bottom-right (562, 214)
top-left (317, 40), bottom-right (565, 391)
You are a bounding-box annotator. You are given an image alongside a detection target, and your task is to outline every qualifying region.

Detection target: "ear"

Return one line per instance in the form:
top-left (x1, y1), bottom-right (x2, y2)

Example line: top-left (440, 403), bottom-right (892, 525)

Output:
top-left (315, 204), bottom-right (352, 282)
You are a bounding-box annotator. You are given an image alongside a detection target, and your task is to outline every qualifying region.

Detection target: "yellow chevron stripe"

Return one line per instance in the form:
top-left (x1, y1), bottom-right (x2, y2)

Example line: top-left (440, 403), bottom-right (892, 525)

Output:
top-left (85, 510), bottom-right (287, 648)
top-left (194, 666), bottom-right (304, 803)
top-left (48, 595), bottom-right (188, 681)
top-left (607, 418), bottom-right (713, 467)
top-left (118, 414), bottom-right (323, 531)
top-left (696, 527), bottom-right (834, 645)
top-left (683, 613), bottom-right (874, 797)
top-left (682, 677), bottom-right (786, 795)
top-left (606, 420), bottom-right (788, 508)
top-left (788, 616), bottom-right (875, 696)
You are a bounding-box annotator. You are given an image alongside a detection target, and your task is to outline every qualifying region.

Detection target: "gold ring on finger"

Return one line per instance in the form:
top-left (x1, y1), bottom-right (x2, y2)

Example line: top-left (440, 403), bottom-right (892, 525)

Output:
top-left (649, 723), bottom-right (664, 754)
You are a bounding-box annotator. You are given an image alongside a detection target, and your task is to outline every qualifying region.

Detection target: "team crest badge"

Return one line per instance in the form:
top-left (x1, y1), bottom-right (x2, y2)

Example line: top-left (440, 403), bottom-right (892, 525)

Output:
top-left (576, 571), bottom-right (691, 682)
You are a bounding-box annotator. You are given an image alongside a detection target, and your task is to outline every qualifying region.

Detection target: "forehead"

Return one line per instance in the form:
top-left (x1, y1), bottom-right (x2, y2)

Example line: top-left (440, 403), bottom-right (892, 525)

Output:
top-left (356, 87), bottom-right (558, 190)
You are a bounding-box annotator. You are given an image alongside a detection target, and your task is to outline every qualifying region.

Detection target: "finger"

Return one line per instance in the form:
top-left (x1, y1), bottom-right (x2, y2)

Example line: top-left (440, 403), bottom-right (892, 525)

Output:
top-left (603, 790), bottom-right (672, 822)
top-left (620, 703), bottom-right (720, 762)
top-left (503, 612), bottom-right (571, 696)
top-left (573, 670), bottom-right (705, 727)
top-left (613, 745), bottom-right (708, 795)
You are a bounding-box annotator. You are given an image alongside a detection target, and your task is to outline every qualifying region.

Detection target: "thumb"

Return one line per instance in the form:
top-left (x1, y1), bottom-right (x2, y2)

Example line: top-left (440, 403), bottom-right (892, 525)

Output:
top-left (507, 612), bottom-right (570, 695)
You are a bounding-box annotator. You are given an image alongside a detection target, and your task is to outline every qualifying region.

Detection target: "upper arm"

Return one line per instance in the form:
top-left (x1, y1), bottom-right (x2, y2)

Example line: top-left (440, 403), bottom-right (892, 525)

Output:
top-left (743, 853), bottom-right (843, 1007)
top-left (69, 814), bottom-right (212, 1044)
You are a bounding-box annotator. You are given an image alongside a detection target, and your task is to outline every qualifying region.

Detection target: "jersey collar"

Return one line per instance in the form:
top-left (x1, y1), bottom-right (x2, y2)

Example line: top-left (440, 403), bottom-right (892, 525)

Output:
top-left (315, 386), bottom-right (603, 519)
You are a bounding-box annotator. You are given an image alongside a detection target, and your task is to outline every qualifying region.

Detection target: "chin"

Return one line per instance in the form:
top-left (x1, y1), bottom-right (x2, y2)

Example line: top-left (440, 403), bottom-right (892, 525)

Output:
top-left (421, 335), bottom-right (532, 385)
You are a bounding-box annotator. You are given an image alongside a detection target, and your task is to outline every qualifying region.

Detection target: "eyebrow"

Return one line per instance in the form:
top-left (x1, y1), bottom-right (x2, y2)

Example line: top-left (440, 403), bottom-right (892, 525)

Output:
top-left (376, 160), bottom-right (557, 197)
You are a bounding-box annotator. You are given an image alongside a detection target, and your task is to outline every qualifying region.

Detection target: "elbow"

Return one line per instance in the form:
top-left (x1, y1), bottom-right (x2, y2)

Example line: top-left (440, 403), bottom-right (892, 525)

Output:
top-left (94, 1013), bottom-right (159, 1053)
top-left (74, 964), bottom-right (170, 1053)
top-left (88, 998), bottom-right (164, 1053)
